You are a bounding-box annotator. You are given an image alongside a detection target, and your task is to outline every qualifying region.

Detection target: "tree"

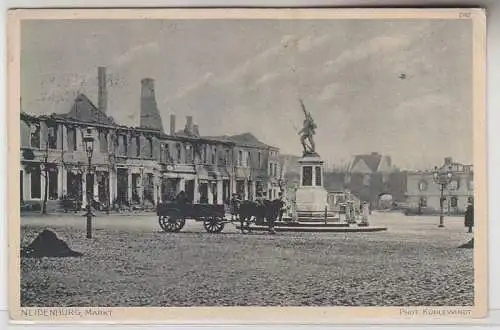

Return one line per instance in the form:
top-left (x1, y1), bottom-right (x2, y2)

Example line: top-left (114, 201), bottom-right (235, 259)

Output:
top-left (40, 141), bottom-right (49, 215)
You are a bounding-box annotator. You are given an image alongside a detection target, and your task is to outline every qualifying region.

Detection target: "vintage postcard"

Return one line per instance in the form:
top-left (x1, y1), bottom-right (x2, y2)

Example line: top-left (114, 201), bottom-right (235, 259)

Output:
top-left (7, 8), bottom-right (487, 324)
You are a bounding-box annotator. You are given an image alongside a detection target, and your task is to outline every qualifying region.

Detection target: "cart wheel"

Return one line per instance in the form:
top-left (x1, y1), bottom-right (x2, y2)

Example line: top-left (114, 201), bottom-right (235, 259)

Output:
top-left (159, 211), bottom-right (185, 233)
top-left (203, 217), bottom-right (225, 233)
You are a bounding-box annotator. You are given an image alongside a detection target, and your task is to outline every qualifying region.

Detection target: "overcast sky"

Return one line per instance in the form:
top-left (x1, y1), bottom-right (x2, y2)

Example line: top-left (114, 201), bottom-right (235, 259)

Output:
top-left (21, 19), bottom-right (473, 170)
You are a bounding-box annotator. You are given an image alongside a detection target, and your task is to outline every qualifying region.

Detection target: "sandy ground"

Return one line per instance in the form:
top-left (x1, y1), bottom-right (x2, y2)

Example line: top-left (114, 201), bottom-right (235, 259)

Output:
top-left (19, 212), bottom-right (474, 307)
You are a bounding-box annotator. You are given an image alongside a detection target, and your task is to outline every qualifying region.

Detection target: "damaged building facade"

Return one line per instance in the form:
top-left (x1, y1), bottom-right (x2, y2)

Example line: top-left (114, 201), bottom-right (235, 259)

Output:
top-left (19, 67), bottom-right (281, 211)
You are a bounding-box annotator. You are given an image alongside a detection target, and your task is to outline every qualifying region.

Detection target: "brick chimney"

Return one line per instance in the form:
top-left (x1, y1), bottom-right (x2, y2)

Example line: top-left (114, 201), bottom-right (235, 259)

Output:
top-left (140, 78), bottom-right (164, 133)
top-left (98, 66), bottom-right (107, 113)
top-left (170, 114), bottom-right (176, 135)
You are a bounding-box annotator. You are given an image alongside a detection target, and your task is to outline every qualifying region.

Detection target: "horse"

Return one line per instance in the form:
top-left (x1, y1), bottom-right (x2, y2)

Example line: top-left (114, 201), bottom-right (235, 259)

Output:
top-left (238, 199), bottom-right (283, 234)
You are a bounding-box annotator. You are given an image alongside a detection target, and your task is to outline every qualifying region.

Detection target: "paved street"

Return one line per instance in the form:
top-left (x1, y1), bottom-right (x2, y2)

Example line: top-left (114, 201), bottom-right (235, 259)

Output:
top-left (20, 212), bottom-right (474, 307)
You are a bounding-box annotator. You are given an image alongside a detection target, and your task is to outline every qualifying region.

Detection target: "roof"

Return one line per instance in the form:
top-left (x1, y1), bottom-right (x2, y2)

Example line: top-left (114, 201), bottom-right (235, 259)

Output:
top-left (203, 133), bottom-right (276, 149)
top-left (63, 93), bottom-right (116, 126)
top-left (349, 152), bottom-right (383, 173)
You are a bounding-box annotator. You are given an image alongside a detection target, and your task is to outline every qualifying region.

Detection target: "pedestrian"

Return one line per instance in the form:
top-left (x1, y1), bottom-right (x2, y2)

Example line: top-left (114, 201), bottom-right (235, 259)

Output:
top-left (464, 201), bottom-right (474, 233)
top-left (230, 193), bottom-right (241, 221)
top-left (277, 192), bottom-right (285, 222)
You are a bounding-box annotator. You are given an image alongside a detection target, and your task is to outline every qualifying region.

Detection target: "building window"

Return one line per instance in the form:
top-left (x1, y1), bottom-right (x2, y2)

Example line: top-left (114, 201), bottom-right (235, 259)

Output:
top-left (99, 131), bottom-right (108, 153)
top-left (225, 149), bottom-right (230, 165)
top-left (468, 197), bottom-right (474, 204)
top-left (212, 147), bottom-right (217, 164)
top-left (67, 126), bottom-right (77, 151)
top-left (176, 143), bottom-right (182, 162)
top-left (147, 137), bottom-right (153, 158)
top-left (47, 124), bottom-right (58, 149)
top-left (165, 144), bottom-right (171, 162)
top-left (418, 180), bottom-right (428, 191)
top-left (135, 136), bottom-right (141, 157)
top-left (258, 152), bottom-right (261, 167)
top-left (48, 169), bottom-right (58, 200)
top-left (238, 150), bottom-right (243, 166)
top-left (468, 179), bottom-right (474, 191)
top-left (450, 196), bottom-right (458, 207)
top-left (30, 123), bottom-right (41, 148)
top-left (269, 163), bottom-right (273, 176)
top-left (274, 164), bottom-right (278, 178)
top-left (202, 145), bottom-right (207, 163)
top-left (30, 166), bottom-right (41, 199)
top-left (419, 197), bottom-right (427, 208)
top-left (121, 135), bottom-right (128, 155)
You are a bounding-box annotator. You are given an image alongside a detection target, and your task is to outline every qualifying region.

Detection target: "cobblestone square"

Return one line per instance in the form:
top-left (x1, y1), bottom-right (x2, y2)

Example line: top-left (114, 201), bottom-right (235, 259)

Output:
top-left (19, 212), bottom-right (474, 307)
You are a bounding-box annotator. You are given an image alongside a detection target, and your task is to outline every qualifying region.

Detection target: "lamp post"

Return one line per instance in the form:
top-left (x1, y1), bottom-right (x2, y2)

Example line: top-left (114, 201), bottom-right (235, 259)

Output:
top-left (83, 128), bottom-right (95, 239)
top-left (432, 165), bottom-right (453, 228)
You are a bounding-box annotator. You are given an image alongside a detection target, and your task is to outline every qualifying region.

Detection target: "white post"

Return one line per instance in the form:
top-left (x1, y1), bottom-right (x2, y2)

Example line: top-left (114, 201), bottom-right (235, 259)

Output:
top-left (312, 166), bottom-right (316, 187)
top-left (208, 181), bottom-right (214, 204)
top-left (82, 173), bottom-right (87, 207)
top-left (243, 179), bottom-right (249, 200)
top-left (178, 178), bottom-right (186, 194)
top-left (93, 173), bottom-right (99, 201)
top-left (193, 176), bottom-right (200, 203)
top-left (217, 180), bottom-right (223, 204)
top-left (127, 170), bottom-right (132, 203)
top-left (251, 180), bottom-right (256, 200)
top-left (57, 165), bottom-right (64, 198)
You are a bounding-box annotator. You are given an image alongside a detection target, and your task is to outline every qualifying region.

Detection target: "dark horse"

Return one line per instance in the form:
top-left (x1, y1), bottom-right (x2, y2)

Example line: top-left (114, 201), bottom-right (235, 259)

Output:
top-left (238, 199), bottom-right (283, 234)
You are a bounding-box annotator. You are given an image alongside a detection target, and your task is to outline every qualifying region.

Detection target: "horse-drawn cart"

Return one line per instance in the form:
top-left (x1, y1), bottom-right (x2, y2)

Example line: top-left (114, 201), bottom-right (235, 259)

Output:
top-left (156, 201), bottom-right (229, 233)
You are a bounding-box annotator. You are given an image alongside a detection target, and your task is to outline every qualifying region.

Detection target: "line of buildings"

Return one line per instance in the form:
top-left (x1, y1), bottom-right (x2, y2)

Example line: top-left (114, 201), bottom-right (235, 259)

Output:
top-left (281, 152), bottom-right (473, 215)
top-left (20, 67), bottom-right (282, 211)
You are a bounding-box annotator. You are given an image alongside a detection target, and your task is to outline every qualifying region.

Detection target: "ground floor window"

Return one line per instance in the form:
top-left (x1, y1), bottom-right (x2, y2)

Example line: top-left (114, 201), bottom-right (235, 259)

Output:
top-left (48, 169), bottom-right (58, 200)
top-left (30, 166), bottom-right (41, 199)
top-left (144, 173), bottom-right (154, 203)
top-left (67, 172), bottom-right (82, 200)
top-left (236, 180), bottom-right (245, 199)
top-left (199, 182), bottom-right (208, 203)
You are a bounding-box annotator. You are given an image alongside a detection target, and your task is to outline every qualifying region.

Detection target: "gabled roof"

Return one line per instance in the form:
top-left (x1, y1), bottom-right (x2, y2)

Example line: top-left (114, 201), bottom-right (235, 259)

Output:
top-left (349, 153), bottom-right (383, 173)
top-left (203, 132), bottom-right (276, 149)
top-left (64, 93), bottom-right (116, 126)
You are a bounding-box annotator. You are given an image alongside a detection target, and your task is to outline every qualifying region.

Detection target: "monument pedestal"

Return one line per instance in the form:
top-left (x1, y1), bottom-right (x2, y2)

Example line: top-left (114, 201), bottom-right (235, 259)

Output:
top-left (294, 153), bottom-right (329, 214)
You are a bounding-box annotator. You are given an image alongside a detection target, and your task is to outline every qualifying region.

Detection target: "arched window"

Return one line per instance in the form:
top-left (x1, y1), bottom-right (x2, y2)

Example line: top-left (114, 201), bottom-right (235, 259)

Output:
top-left (418, 180), bottom-right (428, 191)
top-left (176, 143), bottom-right (182, 162)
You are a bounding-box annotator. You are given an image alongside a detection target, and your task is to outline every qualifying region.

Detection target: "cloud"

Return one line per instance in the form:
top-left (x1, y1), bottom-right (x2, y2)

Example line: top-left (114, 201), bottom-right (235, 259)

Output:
top-left (111, 41), bottom-right (160, 68)
top-left (324, 35), bottom-right (412, 73)
top-left (317, 83), bottom-right (342, 101)
top-left (164, 33), bottom-right (331, 102)
top-left (254, 72), bottom-right (280, 86)
top-left (170, 72), bottom-right (214, 101)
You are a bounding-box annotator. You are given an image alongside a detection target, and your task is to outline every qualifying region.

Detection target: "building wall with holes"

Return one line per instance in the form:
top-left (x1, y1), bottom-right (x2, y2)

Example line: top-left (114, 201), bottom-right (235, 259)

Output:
top-left (405, 169), bottom-right (474, 215)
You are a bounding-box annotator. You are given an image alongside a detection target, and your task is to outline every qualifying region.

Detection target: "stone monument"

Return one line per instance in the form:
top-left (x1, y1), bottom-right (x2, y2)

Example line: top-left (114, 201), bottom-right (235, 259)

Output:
top-left (294, 100), bottom-right (329, 214)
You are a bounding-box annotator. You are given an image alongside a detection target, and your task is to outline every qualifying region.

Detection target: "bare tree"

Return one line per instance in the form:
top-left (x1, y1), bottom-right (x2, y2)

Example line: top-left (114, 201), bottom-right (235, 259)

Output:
top-left (40, 141), bottom-right (49, 215)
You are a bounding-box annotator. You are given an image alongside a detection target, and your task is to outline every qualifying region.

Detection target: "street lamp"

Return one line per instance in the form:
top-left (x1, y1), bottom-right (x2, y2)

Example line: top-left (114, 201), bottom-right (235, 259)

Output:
top-left (83, 128), bottom-right (95, 239)
top-left (432, 165), bottom-right (453, 228)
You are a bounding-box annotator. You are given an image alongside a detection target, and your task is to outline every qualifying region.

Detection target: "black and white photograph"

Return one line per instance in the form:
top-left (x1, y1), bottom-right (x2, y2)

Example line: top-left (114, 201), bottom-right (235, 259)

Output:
top-left (8, 8), bottom-right (487, 322)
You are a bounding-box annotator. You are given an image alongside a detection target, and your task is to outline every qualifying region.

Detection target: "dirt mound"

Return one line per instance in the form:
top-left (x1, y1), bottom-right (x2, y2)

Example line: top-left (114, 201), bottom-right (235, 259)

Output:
top-left (22, 229), bottom-right (83, 258)
top-left (458, 238), bottom-right (474, 249)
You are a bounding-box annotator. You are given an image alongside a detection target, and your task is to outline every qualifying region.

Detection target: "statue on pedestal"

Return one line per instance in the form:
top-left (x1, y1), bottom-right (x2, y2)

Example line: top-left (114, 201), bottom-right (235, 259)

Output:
top-left (298, 99), bottom-right (317, 155)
